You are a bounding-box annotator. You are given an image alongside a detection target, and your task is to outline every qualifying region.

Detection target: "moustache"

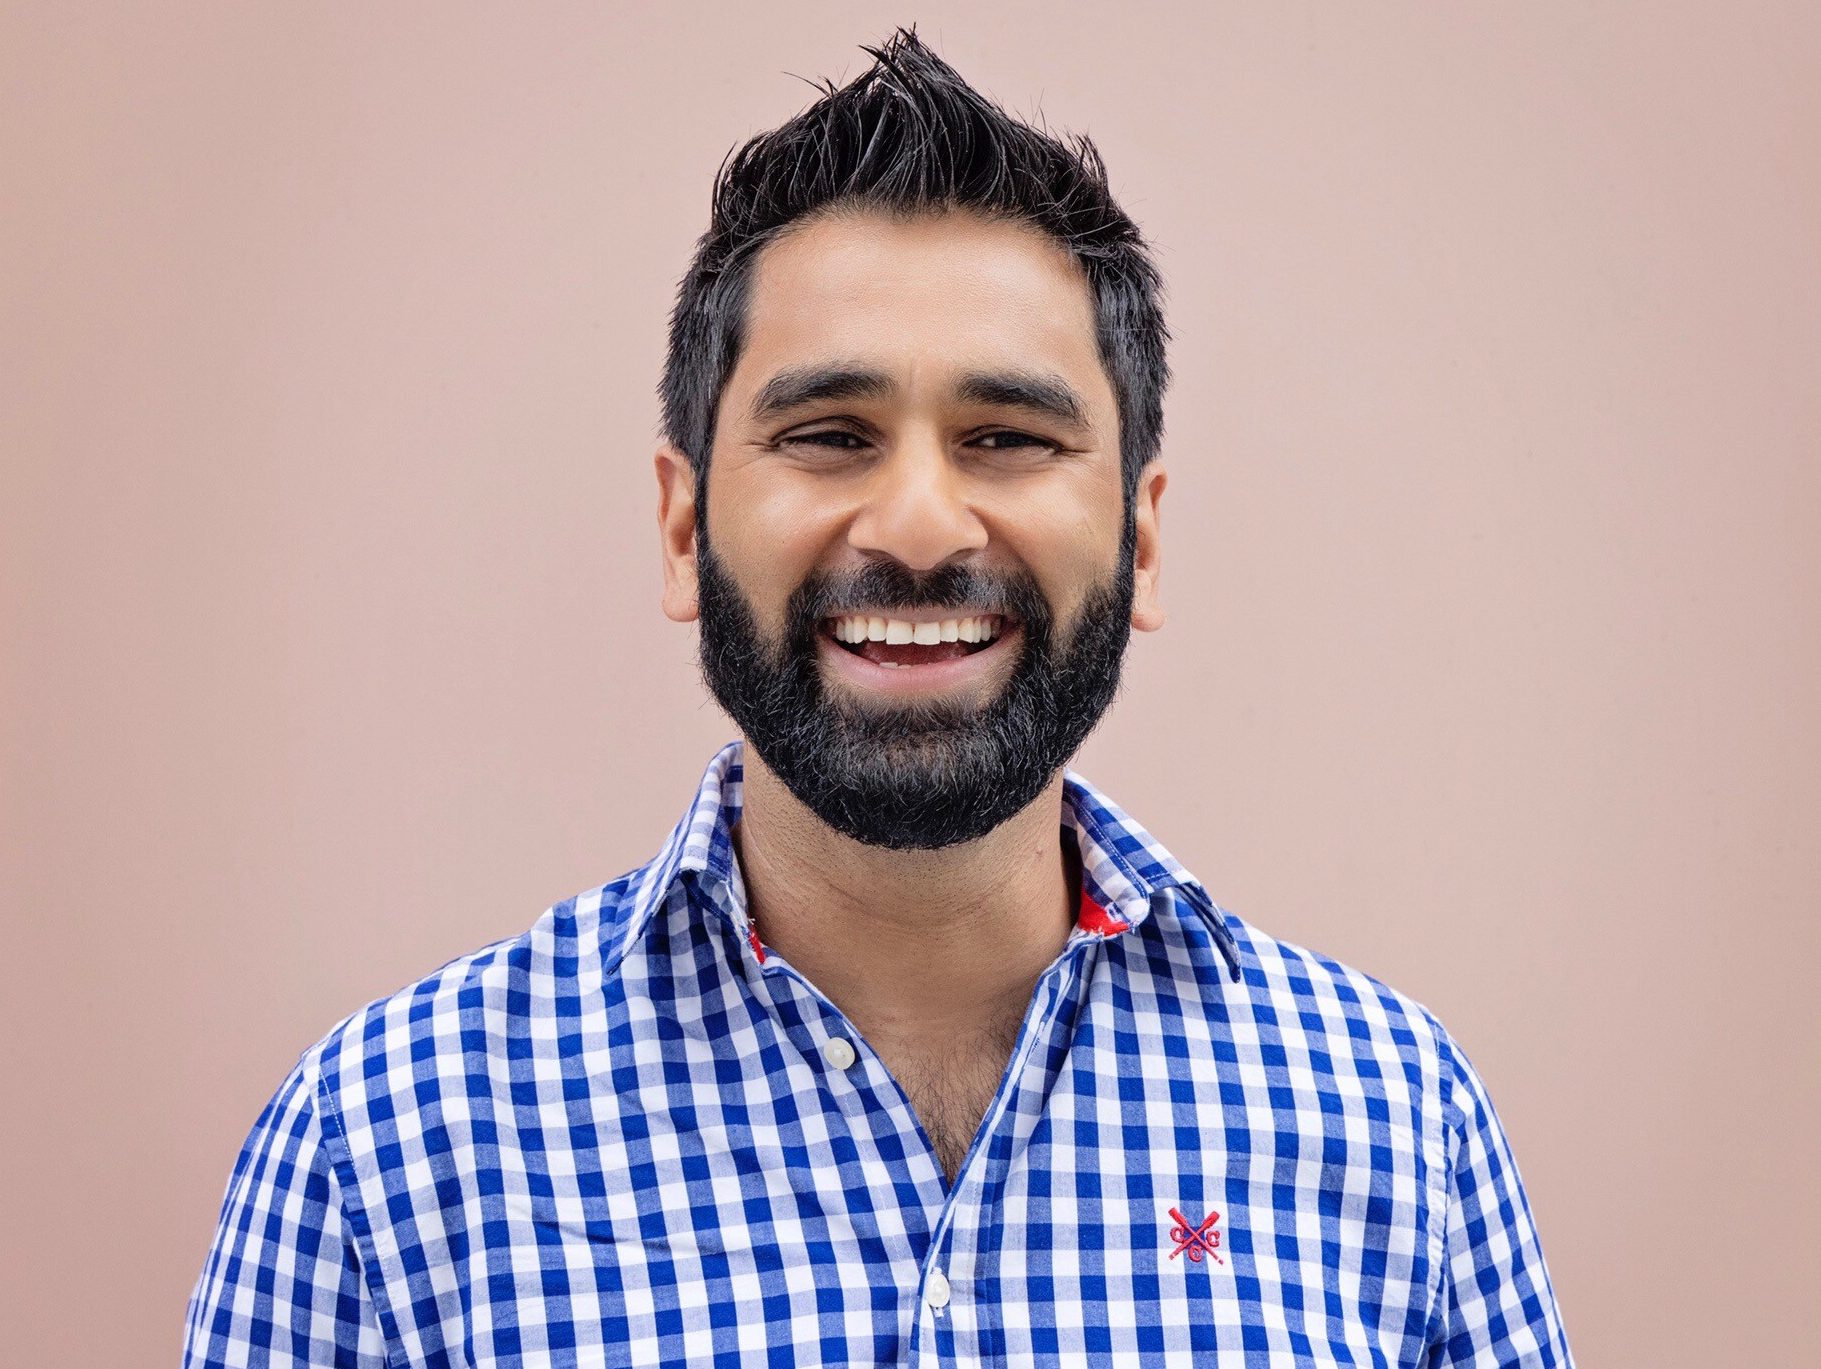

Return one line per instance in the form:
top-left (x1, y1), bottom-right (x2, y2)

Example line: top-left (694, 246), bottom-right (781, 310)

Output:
top-left (783, 561), bottom-right (1054, 644)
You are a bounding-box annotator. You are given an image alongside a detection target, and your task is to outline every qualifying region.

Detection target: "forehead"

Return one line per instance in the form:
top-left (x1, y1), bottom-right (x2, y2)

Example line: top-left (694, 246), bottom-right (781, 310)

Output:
top-left (728, 208), bottom-right (1113, 419)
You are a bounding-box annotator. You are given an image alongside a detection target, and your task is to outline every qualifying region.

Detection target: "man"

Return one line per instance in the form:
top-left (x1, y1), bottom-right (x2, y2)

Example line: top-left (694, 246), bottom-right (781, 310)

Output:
top-left (185, 29), bottom-right (1572, 1368)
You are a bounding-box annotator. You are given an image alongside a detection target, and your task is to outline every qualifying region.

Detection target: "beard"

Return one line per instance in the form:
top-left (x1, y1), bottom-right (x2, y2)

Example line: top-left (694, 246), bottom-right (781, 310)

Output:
top-left (693, 508), bottom-right (1139, 851)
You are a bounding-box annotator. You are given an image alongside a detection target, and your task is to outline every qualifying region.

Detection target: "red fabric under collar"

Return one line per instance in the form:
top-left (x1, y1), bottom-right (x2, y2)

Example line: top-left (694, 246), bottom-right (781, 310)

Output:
top-left (751, 883), bottom-right (1129, 964)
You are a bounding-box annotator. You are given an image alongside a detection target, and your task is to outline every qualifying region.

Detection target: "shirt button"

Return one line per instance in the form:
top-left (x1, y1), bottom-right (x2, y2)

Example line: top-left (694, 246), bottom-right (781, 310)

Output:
top-left (924, 1268), bottom-right (951, 1310)
top-left (822, 1035), bottom-right (856, 1071)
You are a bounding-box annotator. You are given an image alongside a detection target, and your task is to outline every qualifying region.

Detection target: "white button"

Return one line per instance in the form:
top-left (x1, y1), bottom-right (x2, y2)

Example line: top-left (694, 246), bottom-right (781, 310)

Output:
top-left (822, 1036), bottom-right (856, 1070)
top-left (924, 1268), bottom-right (950, 1310)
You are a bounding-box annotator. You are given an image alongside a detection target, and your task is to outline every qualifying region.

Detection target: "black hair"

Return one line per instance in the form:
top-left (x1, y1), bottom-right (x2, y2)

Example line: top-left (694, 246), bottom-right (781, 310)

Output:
top-left (658, 26), bottom-right (1170, 511)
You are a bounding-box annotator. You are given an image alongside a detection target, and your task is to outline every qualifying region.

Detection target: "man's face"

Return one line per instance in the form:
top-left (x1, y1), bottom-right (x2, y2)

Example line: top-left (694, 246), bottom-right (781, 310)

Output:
top-left (657, 208), bottom-right (1167, 850)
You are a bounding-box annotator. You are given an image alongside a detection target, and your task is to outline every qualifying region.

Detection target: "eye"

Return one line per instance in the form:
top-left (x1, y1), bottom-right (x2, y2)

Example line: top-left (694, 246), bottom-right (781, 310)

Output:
top-left (779, 429), bottom-right (868, 451)
top-left (973, 430), bottom-right (1057, 454)
top-left (976, 429), bottom-right (1063, 462)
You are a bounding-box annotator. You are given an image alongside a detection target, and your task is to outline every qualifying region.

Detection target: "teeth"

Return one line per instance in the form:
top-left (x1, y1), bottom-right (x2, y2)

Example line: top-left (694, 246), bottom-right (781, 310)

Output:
top-left (828, 613), bottom-right (1003, 645)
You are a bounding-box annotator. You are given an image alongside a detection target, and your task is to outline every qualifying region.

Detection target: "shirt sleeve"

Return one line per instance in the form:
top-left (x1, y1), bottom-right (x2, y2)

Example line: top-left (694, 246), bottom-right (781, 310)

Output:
top-left (182, 1059), bottom-right (390, 1368)
top-left (1427, 1029), bottom-right (1575, 1368)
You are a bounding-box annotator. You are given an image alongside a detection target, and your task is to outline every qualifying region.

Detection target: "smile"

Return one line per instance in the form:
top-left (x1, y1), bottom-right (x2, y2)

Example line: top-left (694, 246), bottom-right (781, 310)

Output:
top-left (817, 611), bottom-right (1022, 694)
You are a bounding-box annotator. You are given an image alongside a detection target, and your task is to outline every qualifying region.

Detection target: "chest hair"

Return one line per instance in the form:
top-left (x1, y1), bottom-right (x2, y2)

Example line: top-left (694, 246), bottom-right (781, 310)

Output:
top-left (880, 1012), bottom-right (1029, 1186)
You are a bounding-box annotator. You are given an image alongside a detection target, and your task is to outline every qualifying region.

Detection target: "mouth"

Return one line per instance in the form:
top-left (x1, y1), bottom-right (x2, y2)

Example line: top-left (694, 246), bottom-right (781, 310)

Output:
top-left (816, 610), bottom-right (1022, 695)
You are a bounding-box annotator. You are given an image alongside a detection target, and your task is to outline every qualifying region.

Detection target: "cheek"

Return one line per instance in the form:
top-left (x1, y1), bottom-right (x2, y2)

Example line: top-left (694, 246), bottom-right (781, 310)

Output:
top-left (708, 473), bottom-right (841, 624)
top-left (1003, 502), bottom-right (1120, 605)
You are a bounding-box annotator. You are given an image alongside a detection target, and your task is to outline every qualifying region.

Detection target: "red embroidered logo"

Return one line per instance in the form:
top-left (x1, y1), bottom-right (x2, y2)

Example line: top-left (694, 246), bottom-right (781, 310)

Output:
top-left (1167, 1206), bottom-right (1225, 1264)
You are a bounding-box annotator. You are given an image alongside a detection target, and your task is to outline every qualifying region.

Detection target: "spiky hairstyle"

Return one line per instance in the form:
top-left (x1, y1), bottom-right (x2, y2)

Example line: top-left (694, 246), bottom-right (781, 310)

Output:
top-left (659, 27), bottom-right (1170, 511)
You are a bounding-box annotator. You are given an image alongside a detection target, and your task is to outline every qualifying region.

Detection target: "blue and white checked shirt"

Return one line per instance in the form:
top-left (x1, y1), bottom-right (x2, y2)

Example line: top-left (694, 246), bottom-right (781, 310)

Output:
top-left (185, 741), bottom-right (1572, 1367)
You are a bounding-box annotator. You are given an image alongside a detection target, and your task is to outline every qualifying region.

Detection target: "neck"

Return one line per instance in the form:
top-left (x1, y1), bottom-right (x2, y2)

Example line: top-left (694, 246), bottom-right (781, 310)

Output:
top-left (729, 742), bottom-right (1080, 1049)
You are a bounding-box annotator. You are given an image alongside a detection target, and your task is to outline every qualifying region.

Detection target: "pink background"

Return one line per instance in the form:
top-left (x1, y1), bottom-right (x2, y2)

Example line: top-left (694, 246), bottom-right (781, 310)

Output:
top-left (5, 4), bottom-right (1817, 1363)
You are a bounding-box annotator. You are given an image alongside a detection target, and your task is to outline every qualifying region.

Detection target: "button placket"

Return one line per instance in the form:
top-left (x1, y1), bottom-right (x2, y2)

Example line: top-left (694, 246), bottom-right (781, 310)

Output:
top-left (907, 952), bottom-right (1085, 1359)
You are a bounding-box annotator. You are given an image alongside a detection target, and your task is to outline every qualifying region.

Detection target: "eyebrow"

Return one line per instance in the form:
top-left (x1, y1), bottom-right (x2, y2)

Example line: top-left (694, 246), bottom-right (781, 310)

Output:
top-left (747, 363), bottom-right (1091, 431)
top-left (748, 366), bottom-right (894, 423)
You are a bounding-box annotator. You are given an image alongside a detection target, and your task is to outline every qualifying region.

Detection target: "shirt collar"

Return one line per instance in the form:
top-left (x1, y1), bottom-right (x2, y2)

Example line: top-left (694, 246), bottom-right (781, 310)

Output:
top-left (633, 740), bottom-right (1242, 982)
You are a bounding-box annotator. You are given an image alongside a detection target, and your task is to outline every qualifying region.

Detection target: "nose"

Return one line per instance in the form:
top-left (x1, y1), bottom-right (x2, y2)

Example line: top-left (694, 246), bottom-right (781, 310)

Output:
top-left (844, 430), bottom-right (989, 572)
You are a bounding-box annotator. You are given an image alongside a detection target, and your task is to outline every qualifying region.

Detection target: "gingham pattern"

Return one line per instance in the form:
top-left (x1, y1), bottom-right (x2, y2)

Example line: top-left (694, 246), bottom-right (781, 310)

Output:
top-left (185, 741), bottom-right (1572, 1367)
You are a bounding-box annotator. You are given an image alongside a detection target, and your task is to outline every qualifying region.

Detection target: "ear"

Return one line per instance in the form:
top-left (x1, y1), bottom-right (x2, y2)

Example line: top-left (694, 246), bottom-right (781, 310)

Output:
top-left (1129, 460), bottom-right (1167, 633)
top-left (655, 445), bottom-right (700, 624)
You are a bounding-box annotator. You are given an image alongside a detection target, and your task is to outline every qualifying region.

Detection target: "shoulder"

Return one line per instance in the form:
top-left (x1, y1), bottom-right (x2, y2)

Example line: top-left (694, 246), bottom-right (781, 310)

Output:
top-left (1212, 908), bottom-right (1521, 1155)
top-left (1181, 903), bottom-right (1479, 1116)
top-left (1206, 906), bottom-right (1453, 1051)
top-left (293, 872), bottom-right (654, 1143)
